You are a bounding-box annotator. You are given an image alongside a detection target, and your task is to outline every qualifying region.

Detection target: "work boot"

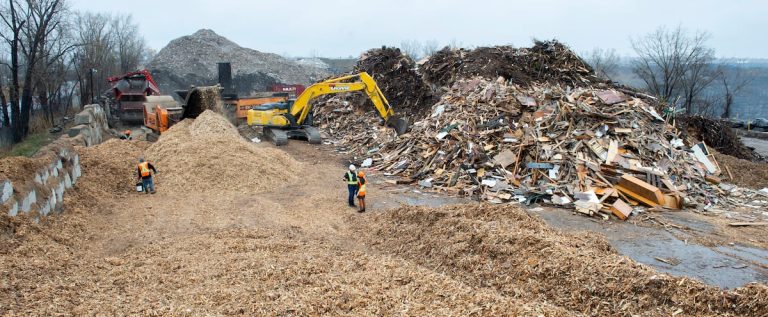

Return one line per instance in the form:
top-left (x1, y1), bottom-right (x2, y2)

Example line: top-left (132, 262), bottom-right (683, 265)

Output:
top-left (358, 208), bottom-right (365, 213)
top-left (151, 190), bottom-right (156, 194)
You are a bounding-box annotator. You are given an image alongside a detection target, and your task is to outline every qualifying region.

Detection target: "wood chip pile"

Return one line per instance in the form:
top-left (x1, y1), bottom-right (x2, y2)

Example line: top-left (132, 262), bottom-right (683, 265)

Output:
top-left (145, 110), bottom-right (302, 192)
top-left (76, 139), bottom-right (151, 198)
top-left (352, 203), bottom-right (768, 316)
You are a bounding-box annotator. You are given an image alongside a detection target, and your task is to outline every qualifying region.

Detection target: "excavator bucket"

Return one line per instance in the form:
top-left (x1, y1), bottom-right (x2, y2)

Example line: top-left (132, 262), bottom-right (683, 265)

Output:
top-left (387, 116), bottom-right (409, 135)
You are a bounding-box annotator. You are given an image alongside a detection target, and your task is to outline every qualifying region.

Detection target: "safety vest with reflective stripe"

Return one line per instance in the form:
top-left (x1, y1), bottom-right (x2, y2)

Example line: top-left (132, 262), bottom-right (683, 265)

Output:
top-left (357, 176), bottom-right (367, 196)
top-left (346, 171), bottom-right (357, 185)
top-left (138, 162), bottom-right (151, 177)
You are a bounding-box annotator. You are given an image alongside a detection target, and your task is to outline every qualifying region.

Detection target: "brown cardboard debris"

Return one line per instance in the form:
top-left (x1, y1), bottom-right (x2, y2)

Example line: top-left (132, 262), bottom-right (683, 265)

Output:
top-left (493, 149), bottom-right (517, 168)
top-left (596, 90), bottom-right (626, 105)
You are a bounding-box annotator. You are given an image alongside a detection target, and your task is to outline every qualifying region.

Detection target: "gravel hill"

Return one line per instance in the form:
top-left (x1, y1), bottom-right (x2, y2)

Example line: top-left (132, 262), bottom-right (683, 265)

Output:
top-left (147, 29), bottom-right (331, 95)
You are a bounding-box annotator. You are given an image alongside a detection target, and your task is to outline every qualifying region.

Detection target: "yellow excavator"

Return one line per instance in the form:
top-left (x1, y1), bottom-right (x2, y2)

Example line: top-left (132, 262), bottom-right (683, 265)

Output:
top-left (246, 72), bottom-right (408, 145)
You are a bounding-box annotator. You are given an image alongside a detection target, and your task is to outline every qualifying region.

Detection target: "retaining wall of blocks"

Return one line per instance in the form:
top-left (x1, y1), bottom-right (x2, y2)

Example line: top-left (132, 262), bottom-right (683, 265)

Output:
top-left (1, 104), bottom-right (107, 222)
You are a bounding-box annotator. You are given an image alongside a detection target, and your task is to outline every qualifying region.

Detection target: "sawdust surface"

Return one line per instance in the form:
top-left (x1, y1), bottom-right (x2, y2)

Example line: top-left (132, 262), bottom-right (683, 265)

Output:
top-left (1, 111), bottom-right (767, 316)
top-left (352, 204), bottom-right (768, 316)
top-left (715, 152), bottom-right (768, 189)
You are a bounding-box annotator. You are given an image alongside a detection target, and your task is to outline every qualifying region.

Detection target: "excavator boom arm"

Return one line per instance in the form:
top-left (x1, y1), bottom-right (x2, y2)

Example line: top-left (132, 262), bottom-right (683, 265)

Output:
top-left (288, 72), bottom-right (396, 124)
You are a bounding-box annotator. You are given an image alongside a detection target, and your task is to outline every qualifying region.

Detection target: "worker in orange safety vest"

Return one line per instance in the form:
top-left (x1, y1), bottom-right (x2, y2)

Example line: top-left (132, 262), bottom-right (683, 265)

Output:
top-left (137, 158), bottom-right (158, 194)
top-left (356, 170), bottom-right (367, 213)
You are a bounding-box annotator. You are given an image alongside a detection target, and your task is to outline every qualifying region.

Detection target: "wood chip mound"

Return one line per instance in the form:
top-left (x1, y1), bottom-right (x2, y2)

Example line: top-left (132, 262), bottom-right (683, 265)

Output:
top-left (145, 110), bottom-right (302, 192)
top-left (351, 203), bottom-right (768, 316)
top-left (715, 152), bottom-right (768, 188)
top-left (77, 139), bottom-right (151, 199)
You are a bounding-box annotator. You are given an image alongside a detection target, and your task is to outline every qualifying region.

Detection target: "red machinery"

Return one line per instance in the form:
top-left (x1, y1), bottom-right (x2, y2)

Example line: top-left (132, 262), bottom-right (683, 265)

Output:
top-left (268, 84), bottom-right (305, 98)
top-left (103, 70), bottom-right (162, 124)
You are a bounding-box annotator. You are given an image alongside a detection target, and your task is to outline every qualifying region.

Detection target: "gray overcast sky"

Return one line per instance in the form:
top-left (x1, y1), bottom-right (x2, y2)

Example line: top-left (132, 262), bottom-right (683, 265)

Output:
top-left (69, 0), bottom-right (767, 58)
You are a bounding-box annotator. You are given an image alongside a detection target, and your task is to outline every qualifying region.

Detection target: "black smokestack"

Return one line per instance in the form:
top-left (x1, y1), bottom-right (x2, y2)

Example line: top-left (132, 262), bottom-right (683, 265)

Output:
top-left (218, 62), bottom-right (234, 96)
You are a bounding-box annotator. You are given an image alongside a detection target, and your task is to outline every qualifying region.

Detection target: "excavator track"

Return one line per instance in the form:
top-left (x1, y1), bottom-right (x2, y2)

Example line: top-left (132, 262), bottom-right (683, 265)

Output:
top-left (264, 127), bottom-right (288, 146)
top-left (301, 126), bottom-right (322, 144)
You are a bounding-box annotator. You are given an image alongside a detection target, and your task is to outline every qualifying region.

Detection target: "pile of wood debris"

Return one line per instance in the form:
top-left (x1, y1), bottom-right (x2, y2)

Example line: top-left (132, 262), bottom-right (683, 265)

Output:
top-left (678, 115), bottom-right (761, 161)
top-left (421, 40), bottom-right (602, 88)
top-left (314, 40), bottom-right (767, 221)
top-left (353, 47), bottom-right (434, 116)
top-left (320, 76), bottom-right (768, 220)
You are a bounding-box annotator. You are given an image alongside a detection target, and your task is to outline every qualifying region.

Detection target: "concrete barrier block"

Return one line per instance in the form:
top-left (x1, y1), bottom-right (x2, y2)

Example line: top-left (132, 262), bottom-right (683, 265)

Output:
top-left (6, 200), bottom-right (19, 216)
top-left (40, 199), bottom-right (50, 216)
top-left (64, 173), bottom-right (72, 189)
top-left (56, 159), bottom-right (63, 170)
top-left (74, 112), bottom-right (93, 125)
top-left (55, 182), bottom-right (65, 211)
top-left (21, 190), bottom-right (37, 214)
top-left (73, 154), bottom-right (79, 166)
top-left (56, 182), bottom-right (65, 200)
top-left (67, 124), bottom-right (89, 138)
top-left (1, 180), bottom-right (13, 203)
top-left (73, 164), bottom-right (82, 182)
top-left (51, 165), bottom-right (59, 178)
top-left (34, 173), bottom-right (43, 184)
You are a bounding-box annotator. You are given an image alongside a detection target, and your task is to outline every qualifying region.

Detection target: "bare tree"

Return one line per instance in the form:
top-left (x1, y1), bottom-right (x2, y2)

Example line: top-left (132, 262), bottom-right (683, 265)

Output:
top-left (584, 47), bottom-right (619, 80)
top-left (73, 11), bottom-right (116, 106)
top-left (1, 0), bottom-right (26, 140)
top-left (0, 61), bottom-right (8, 127)
top-left (32, 9), bottom-right (75, 126)
top-left (717, 64), bottom-right (753, 119)
top-left (631, 26), bottom-right (716, 114)
top-left (111, 15), bottom-right (146, 72)
top-left (1, 0), bottom-right (68, 141)
top-left (678, 41), bottom-right (716, 114)
top-left (421, 39), bottom-right (439, 58)
top-left (399, 39), bottom-right (422, 60)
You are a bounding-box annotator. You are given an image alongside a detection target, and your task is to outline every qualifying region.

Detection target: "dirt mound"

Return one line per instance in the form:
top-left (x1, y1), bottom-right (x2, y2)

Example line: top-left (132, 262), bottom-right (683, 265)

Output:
top-left (353, 203), bottom-right (768, 316)
top-left (354, 47), bottom-right (433, 115)
top-left (145, 110), bottom-right (302, 192)
top-left (678, 115), bottom-right (760, 161)
top-left (422, 40), bottom-right (600, 88)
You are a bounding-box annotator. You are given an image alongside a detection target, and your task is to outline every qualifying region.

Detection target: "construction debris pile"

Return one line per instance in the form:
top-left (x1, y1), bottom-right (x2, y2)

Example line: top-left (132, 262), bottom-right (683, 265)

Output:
top-left (352, 203), bottom-right (768, 317)
top-left (317, 40), bottom-right (766, 220)
top-left (146, 110), bottom-right (302, 192)
top-left (421, 41), bottom-right (602, 88)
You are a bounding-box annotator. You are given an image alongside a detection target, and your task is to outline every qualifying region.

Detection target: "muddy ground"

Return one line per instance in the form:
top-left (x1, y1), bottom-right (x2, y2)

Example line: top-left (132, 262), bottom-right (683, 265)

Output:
top-left (1, 132), bottom-right (767, 315)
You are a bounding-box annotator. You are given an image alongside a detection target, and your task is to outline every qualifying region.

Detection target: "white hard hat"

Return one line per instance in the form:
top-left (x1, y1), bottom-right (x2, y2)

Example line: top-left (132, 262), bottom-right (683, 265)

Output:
top-left (349, 164), bottom-right (356, 171)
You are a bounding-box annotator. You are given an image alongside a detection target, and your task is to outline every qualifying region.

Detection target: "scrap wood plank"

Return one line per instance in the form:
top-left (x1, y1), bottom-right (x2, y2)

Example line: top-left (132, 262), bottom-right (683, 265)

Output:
top-left (724, 165), bottom-right (734, 180)
top-left (728, 222), bottom-right (768, 227)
